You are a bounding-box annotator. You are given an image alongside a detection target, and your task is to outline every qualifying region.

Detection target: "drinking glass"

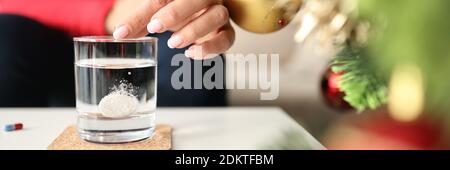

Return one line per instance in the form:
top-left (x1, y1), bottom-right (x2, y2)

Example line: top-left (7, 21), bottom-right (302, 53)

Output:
top-left (74, 36), bottom-right (158, 143)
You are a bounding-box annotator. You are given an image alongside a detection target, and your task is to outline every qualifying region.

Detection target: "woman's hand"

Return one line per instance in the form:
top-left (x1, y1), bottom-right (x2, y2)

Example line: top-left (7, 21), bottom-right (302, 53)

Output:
top-left (108, 0), bottom-right (235, 59)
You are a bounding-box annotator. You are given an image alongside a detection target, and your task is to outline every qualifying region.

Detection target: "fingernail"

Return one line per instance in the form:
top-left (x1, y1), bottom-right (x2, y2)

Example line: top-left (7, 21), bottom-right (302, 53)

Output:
top-left (185, 45), bottom-right (204, 59)
top-left (168, 35), bottom-right (183, 49)
top-left (113, 25), bottom-right (129, 39)
top-left (185, 46), bottom-right (195, 58)
top-left (147, 19), bottom-right (163, 33)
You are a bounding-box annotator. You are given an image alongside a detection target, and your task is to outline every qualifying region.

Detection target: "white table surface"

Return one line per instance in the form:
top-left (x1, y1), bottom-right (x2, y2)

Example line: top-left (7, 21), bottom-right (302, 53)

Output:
top-left (0, 107), bottom-right (325, 150)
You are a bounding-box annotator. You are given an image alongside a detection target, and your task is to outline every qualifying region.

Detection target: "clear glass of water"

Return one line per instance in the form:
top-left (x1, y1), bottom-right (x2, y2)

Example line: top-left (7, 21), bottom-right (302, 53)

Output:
top-left (74, 36), bottom-right (158, 143)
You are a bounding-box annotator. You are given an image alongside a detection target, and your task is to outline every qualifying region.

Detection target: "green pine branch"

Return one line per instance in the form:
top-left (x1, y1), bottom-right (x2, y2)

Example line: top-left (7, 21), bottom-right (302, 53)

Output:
top-left (331, 46), bottom-right (388, 112)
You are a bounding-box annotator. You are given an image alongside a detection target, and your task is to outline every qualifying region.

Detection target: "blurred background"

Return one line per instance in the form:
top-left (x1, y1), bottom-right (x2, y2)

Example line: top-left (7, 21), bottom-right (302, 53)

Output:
top-left (227, 21), bottom-right (338, 146)
top-left (225, 0), bottom-right (450, 150)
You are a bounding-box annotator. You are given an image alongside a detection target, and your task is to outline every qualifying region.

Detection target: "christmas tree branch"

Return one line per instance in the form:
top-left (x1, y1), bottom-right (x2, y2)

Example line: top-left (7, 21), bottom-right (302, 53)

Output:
top-left (331, 46), bottom-right (388, 112)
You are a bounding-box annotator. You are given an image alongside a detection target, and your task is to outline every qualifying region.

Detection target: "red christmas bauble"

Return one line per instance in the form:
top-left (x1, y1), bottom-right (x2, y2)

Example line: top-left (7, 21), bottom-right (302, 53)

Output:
top-left (320, 68), bottom-right (353, 111)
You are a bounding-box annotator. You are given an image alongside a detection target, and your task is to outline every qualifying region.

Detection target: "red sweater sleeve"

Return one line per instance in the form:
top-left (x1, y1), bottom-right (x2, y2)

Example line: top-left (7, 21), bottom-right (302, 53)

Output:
top-left (0, 0), bottom-right (116, 36)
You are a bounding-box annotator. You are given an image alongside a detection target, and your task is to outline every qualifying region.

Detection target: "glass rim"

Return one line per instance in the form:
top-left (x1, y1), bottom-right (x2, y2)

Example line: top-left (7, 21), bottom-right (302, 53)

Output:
top-left (73, 36), bottom-right (158, 43)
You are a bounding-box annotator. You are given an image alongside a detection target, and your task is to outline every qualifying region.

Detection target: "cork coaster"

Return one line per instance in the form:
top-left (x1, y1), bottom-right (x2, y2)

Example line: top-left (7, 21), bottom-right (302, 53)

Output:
top-left (48, 124), bottom-right (172, 150)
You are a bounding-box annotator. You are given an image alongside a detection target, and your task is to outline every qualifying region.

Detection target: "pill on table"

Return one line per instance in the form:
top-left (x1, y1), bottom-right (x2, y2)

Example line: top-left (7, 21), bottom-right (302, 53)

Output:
top-left (4, 123), bottom-right (23, 132)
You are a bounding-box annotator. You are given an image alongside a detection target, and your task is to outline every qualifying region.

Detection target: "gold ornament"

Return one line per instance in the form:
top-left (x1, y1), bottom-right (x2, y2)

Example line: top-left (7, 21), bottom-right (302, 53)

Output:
top-left (224, 0), bottom-right (363, 46)
top-left (223, 0), bottom-right (303, 34)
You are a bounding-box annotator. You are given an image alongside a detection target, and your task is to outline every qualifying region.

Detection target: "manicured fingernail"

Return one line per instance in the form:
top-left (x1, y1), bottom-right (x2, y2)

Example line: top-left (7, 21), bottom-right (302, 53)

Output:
top-left (168, 35), bottom-right (183, 49)
top-left (185, 46), bottom-right (195, 58)
top-left (185, 45), bottom-right (204, 59)
top-left (113, 25), bottom-right (129, 39)
top-left (147, 19), bottom-right (163, 33)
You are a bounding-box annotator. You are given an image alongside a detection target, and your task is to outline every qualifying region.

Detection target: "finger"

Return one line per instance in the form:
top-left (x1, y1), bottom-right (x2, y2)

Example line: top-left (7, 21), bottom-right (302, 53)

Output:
top-left (147, 0), bottom-right (220, 34)
top-left (169, 8), bottom-right (207, 32)
top-left (113, 0), bottom-right (172, 39)
top-left (185, 24), bottom-right (235, 60)
top-left (167, 5), bottom-right (229, 49)
top-left (135, 28), bottom-right (152, 38)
